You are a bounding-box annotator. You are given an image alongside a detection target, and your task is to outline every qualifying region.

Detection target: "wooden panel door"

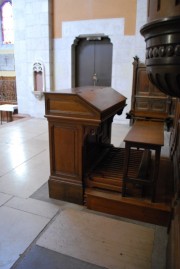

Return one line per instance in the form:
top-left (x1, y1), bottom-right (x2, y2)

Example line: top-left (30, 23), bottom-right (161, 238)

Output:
top-left (75, 37), bottom-right (112, 87)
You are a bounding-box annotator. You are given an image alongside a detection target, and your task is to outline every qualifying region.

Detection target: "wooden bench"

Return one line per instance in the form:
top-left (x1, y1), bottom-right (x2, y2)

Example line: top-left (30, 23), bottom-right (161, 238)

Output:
top-left (122, 120), bottom-right (164, 202)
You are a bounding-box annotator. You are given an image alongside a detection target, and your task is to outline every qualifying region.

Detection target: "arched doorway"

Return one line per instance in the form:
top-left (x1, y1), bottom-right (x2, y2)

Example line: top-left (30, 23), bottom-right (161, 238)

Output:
top-left (72, 35), bottom-right (112, 87)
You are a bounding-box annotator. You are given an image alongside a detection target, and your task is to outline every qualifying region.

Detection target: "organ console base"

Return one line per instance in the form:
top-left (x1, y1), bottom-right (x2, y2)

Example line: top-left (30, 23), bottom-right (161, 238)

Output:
top-left (84, 143), bottom-right (173, 226)
top-left (85, 187), bottom-right (171, 226)
top-left (48, 177), bottom-right (84, 205)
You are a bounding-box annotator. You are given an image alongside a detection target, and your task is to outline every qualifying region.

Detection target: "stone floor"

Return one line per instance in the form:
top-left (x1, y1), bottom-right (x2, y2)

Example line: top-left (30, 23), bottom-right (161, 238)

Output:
top-left (0, 118), bottom-right (169, 269)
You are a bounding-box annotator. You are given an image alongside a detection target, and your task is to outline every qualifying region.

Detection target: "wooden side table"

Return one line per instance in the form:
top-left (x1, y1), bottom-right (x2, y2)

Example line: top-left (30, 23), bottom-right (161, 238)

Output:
top-left (122, 120), bottom-right (164, 202)
top-left (0, 104), bottom-right (18, 124)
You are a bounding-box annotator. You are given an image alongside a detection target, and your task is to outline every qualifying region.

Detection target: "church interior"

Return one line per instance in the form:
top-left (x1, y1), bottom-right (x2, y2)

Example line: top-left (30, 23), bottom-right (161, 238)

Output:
top-left (0, 0), bottom-right (180, 268)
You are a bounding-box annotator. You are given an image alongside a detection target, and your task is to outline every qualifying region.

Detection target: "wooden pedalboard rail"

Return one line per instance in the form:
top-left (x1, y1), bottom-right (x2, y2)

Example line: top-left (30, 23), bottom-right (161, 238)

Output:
top-left (85, 146), bottom-right (151, 196)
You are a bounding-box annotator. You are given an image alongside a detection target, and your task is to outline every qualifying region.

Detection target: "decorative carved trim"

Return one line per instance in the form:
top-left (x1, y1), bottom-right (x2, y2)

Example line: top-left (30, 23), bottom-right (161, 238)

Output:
top-left (146, 44), bottom-right (180, 59)
top-left (141, 16), bottom-right (180, 97)
top-left (33, 62), bottom-right (43, 72)
top-left (32, 91), bottom-right (44, 100)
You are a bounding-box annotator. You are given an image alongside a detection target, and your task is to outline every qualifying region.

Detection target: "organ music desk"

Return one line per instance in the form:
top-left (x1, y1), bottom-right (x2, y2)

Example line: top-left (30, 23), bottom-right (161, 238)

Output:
top-left (44, 86), bottom-right (126, 204)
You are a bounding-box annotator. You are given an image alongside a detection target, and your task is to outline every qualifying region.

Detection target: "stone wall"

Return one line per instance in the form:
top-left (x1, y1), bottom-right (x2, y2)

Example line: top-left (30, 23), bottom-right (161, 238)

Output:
top-left (13, 0), bottom-right (53, 117)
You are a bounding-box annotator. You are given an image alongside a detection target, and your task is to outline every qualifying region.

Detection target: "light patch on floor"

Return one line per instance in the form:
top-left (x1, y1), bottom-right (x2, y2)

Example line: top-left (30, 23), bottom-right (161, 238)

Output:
top-left (0, 206), bottom-right (51, 269)
top-left (37, 208), bottom-right (155, 269)
top-left (5, 197), bottom-right (60, 219)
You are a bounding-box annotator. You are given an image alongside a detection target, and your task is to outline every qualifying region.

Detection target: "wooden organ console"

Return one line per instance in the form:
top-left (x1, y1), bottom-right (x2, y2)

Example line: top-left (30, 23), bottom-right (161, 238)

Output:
top-left (44, 86), bottom-right (173, 227)
top-left (44, 86), bottom-right (126, 204)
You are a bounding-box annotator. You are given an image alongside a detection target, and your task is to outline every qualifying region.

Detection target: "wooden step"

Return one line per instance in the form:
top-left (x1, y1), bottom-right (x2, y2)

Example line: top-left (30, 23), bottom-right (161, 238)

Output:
top-left (85, 188), bottom-right (171, 226)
